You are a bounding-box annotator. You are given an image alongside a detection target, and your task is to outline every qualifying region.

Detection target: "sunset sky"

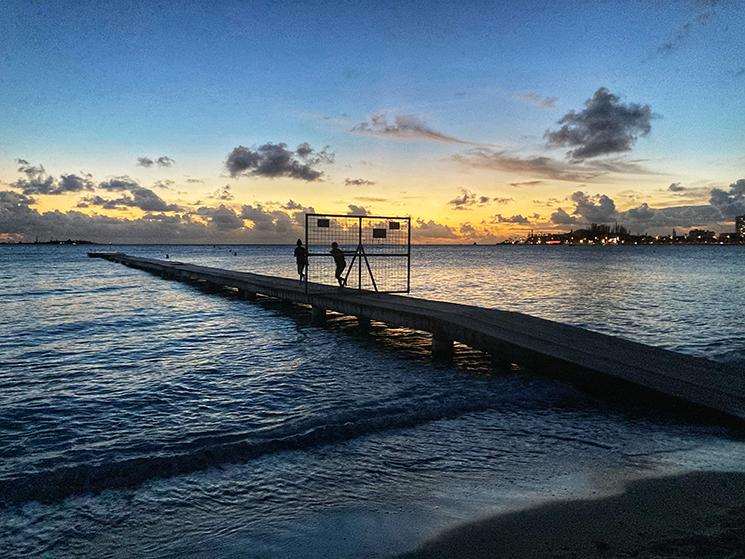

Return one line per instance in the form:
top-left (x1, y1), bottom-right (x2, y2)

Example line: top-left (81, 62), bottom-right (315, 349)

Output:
top-left (2, 0), bottom-right (744, 243)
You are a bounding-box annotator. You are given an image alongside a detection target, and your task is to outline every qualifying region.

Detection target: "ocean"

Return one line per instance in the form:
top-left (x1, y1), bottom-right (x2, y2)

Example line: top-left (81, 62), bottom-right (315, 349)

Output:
top-left (2, 244), bottom-right (745, 558)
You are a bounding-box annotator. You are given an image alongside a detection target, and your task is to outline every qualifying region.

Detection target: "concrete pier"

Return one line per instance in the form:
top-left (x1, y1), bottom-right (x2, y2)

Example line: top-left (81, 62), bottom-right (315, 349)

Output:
top-left (88, 252), bottom-right (745, 424)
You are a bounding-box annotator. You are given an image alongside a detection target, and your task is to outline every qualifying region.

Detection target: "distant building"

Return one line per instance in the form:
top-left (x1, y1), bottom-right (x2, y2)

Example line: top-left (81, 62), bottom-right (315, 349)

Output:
top-left (687, 229), bottom-right (716, 242)
top-left (737, 215), bottom-right (745, 238)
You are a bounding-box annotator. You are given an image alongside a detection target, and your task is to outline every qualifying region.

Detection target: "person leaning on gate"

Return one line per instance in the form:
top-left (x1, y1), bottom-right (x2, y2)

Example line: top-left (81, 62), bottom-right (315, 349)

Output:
top-left (293, 239), bottom-right (307, 281)
top-left (330, 242), bottom-right (346, 286)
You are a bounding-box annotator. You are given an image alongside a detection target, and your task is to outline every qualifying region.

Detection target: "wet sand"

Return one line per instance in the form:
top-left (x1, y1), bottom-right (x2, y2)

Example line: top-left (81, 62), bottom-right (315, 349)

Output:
top-left (402, 471), bottom-right (745, 558)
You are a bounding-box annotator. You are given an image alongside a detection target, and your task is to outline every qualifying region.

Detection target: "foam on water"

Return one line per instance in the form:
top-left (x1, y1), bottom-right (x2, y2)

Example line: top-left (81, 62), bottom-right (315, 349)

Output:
top-left (1, 244), bottom-right (744, 558)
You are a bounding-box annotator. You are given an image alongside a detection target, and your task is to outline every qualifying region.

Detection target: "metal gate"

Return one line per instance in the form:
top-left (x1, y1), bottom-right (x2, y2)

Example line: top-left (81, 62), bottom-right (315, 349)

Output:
top-left (304, 213), bottom-right (410, 293)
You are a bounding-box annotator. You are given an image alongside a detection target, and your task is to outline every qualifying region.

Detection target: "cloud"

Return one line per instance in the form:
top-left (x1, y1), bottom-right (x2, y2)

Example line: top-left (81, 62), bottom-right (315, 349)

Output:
top-left (656, 0), bottom-right (720, 56)
top-left (354, 196), bottom-right (388, 202)
top-left (545, 180), bottom-right (745, 232)
top-left (13, 160), bottom-right (95, 195)
top-left (209, 185), bottom-right (233, 201)
top-left (137, 156), bottom-right (175, 168)
top-left (79, 185), bottom-right (180, 212)
top-left (668, 182), bottom-right (686, 192)
top-left (240, 203), bottom-right (296, 232)
top-left (550, 208), bottom-right (577, 225)
top-left (513, 91), bottom-right (557, 108)
top-left (492, 214), bottom-right (530, 224)
top-left (282, 199), bottom-right (303, 210)
top-left (709, 178), bottom-right (745, 217)
top-left (452, 149), bottom-right (604, 182)
top-left (153, 179), bottom-right (174, 190)
top-left (0, 189), bottom-right (316, 243)
top-left (492, 197), bottom-right (513, 204)
top-left (226, 143), bottom-right (334, 181)
top-left (98, 176), bottom-right (140, 191)
top-left (351, 113), bottom-right (472, 144)
top-left (344, 177), bottom-right (376, 186)
top-left (447, 188), bottom-right (495, 209)
top-left (510, 180), bottom-right (544, 187)
top-left (347, 204), bottom-right (370, 216)
top-left (544, 87), bottom-right (653, 160)
top-left (412, 218), bottom-right (458, 239)
top-left (459, 223), bottom-right (477, 236)
top-left (156, 156), bottom-right (175, 167)
top-left (569, 191), bottom-right (618, 223)
top-left (196, 205), bottom-right (244, 230)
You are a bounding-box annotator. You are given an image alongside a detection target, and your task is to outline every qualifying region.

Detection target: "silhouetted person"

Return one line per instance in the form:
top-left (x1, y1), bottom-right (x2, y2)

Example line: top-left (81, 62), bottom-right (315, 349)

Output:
top-left (165, 253), bottom-right (169, 259)
top-left (294, 239), bottom-right (307, 281)
top-left (330, 242), bottom-right (346, 286)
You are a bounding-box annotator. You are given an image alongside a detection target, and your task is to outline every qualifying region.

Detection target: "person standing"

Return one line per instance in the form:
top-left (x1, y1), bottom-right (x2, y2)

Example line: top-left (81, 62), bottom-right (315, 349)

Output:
top-left (294, 239), bottom-right (307, 281)
top-left (330, 242), bottom-right (346, 286)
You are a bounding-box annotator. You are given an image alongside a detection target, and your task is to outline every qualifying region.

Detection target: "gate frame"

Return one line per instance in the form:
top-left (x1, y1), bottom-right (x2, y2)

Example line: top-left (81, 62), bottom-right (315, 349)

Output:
top-left (304, 213), bottom-right (411, 294)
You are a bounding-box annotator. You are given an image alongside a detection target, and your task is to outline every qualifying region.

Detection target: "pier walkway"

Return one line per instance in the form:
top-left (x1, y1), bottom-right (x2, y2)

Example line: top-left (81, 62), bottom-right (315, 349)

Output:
top-left (89, 252), bottom-right (745, 424)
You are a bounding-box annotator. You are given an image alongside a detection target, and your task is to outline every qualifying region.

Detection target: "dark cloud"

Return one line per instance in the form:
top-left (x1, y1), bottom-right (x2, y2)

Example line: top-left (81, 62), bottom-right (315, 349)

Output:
top-left (447, 188), bottom-right (495, 209)
top-left (668, 182), bottom-right (686, 192)
top-left (492, 214), bottom-right (530, 224)
top-left (79, 187), bottom-right (181, 212)
top-left (569, 191), bottom-right (618, 223)
top-left (459, 223), bottom-right (477, 236)
top-left (98, 176), bottom-right (140, 192)
top-left (448, 188), bottom-right (477, 209)
top-left (137, 156), bottom-right (175, 168)
top-left (13, 160), bottom-right (94, 195)
top-left (545, 180), bottom-right (745, 232)
top-left (351, 113), bottom-right (471, 144)
top-left (282, 199), bottom-right (303, 210)
top-left (344, 177), bottom-right (376, 186)
top-left (413, 218), bottom-right (458, 239)
top-left (225, 143), bottom-right (334, 181)
top-left (492, 197), bottom-right (513, 204)
top-left (0, 190), bottom-right (312, 243)
top-left (156, 156), bottom-right (175, 167)
top-left (550, 207), bottom-right (579, 225)
top-left (544, 88), bottom-right (653, 160)
top-left (347, 204), bottom-right (370, 216)
top-left (513, 91), bottom-right (557, 108)
top-left (196, 205), bottom-right (244, 230)
top-left (709, 178), bottom-right (745, 217)
top-left (209, 185), bottom-right (233, 201)
top-left (240, 204), bottom-right (295, 232)
top-left (186, 178), bottom-right (205, 183)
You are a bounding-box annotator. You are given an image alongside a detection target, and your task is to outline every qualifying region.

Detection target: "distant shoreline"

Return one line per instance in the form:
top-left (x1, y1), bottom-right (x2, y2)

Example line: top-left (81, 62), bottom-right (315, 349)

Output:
top-left (3, 241), bottom-right (745, 247)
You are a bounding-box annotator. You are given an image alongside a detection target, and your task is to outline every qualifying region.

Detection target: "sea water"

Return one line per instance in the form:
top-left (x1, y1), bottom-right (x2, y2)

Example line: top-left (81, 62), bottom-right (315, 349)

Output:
top-left (1, 244), bottom-right (744, 558)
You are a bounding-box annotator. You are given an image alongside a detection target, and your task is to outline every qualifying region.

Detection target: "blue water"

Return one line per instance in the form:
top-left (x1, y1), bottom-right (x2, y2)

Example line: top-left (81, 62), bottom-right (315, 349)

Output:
top-left (1, 245), bottom-right (745, 558)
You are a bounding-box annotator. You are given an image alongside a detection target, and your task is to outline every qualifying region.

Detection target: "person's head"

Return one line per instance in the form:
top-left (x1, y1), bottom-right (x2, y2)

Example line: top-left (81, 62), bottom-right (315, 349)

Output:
top-left (296, 239), bottom-right (302, 246)
top-left (331, 242), bottom-right (338, 249)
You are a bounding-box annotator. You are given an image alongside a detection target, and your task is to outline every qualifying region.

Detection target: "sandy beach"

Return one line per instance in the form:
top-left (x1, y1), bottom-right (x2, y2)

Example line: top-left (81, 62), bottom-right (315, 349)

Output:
top-left (402, 471), bottom-right (745, 558)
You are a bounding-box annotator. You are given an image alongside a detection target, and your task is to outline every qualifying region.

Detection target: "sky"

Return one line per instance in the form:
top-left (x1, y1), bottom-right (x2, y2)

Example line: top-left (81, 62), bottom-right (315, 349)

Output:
top-left (1, 0), bottom-right (744, 243)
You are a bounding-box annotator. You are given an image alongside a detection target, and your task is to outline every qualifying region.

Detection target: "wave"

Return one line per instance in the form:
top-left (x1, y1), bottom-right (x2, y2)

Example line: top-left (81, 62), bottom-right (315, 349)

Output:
top-left (0, 394), bottom-right (521, 507)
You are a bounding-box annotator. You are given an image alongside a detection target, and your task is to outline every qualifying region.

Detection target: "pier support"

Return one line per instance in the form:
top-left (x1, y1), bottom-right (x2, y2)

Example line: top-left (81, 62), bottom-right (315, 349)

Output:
top-left (311, 305), bottom-right (327, 325)
top-left (241, 289), bottom-right (257, 300)
top-left (432, 330), bottom-right (453, 359)
top-left (357, 316), bottom-right (371, 331)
